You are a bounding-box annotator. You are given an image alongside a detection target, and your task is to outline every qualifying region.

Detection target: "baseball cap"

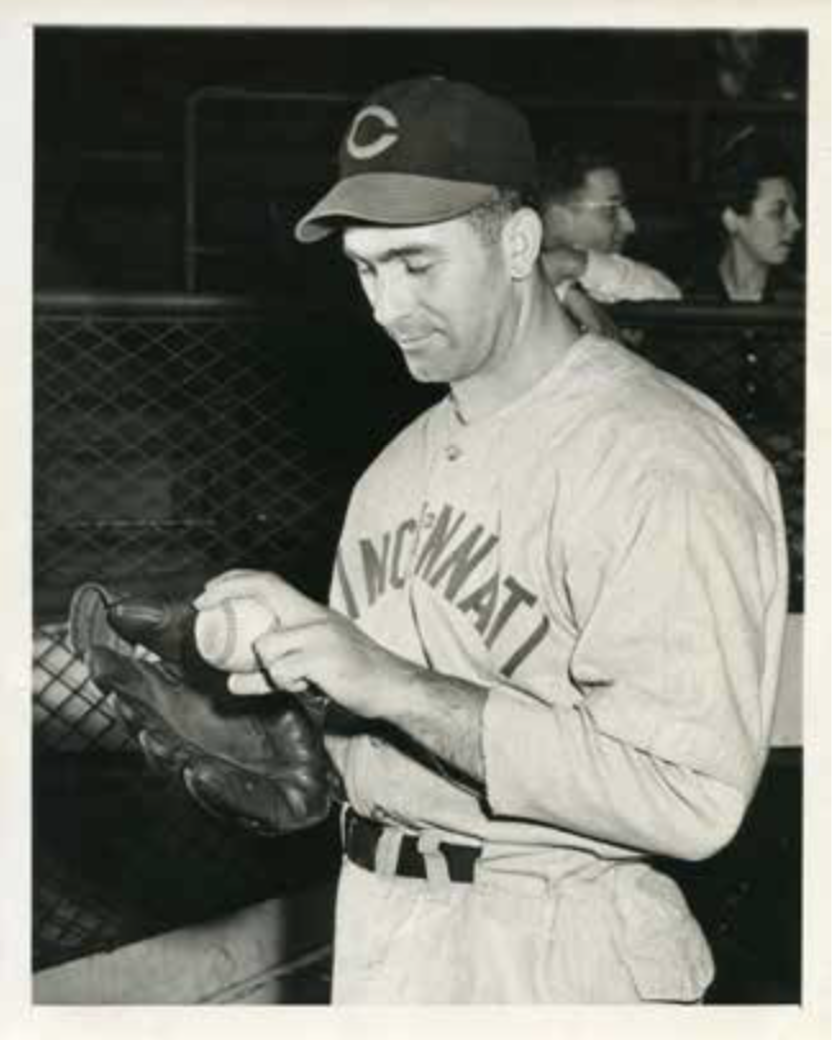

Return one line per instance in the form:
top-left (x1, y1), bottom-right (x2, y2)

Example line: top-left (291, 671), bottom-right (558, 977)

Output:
top-left (294, 76), bottom-right (537, 243)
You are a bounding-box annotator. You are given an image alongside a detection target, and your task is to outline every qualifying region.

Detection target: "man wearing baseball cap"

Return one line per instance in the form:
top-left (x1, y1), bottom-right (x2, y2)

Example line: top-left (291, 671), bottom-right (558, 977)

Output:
top-left (197, 76), bottom-right (787, 1003)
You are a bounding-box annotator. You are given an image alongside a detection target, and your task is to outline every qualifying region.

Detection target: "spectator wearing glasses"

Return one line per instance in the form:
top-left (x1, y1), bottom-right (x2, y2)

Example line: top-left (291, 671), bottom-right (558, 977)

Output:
top-left (688, 127), bottom-right (804, 303)
top-left (539, 146), bottom-right (682, 336)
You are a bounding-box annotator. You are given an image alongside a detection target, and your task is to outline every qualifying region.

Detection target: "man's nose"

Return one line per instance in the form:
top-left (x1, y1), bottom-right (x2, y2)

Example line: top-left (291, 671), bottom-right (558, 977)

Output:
top-left (371, 269), bottom-right (413, 328)
top-left (619, 205), bottom-right (636, 236)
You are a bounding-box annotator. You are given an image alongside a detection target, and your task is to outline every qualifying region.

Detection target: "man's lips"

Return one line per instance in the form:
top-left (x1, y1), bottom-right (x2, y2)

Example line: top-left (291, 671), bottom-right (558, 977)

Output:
top-left (394, 331), bottom-right (436, 351)
top-left (772, 239), bottom-right (795, 258)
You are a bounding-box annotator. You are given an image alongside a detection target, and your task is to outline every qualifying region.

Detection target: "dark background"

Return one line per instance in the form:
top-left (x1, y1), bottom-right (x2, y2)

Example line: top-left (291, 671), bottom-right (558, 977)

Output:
top-left (34, 27), bottom-right (807, 295)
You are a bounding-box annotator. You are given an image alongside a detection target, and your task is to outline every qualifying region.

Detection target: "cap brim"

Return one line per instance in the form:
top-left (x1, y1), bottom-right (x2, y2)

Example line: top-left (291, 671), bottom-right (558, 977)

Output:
top-left (294, 173), bottom-right (500, 243)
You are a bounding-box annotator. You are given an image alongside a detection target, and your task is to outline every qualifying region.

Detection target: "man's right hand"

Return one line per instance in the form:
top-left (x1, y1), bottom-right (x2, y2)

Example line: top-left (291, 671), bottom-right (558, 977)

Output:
top-left (540, 244), bottom-right (588, 287)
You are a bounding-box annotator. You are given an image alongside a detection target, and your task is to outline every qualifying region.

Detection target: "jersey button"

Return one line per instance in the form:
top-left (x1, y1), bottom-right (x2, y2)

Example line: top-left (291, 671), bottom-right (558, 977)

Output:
top-left (445, 444), bottom-right (463, 461)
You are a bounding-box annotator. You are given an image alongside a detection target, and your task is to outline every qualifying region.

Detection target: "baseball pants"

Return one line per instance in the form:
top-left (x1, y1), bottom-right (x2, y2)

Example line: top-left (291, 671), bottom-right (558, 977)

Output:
top-left (331, 852), bottom-right (713, 1004)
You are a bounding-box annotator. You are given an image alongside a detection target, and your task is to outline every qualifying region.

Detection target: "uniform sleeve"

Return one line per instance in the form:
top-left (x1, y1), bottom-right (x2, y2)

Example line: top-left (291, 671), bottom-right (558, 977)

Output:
top-left (580, 251), bottom-right (683, 303)
top-left (481, 467), bottom-right (788, 861)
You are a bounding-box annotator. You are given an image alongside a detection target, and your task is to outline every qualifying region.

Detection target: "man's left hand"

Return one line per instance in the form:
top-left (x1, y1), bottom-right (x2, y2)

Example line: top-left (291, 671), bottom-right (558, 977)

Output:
top-left (195, 570), bottom-right (419, 718)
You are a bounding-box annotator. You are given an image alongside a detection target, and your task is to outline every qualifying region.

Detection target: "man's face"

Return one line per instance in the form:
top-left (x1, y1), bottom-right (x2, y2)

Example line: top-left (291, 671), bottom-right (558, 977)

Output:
top-left (342, 217), bottom-right (518, 386)
top-left (728, 177), bottom-right (802, 268)
top-left (543, 167), bottom-right (636, 254)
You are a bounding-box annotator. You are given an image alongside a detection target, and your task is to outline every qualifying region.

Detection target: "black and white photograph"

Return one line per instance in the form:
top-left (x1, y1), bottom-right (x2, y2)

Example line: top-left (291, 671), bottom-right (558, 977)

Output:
top-left (2, 2), bottom-right (829, 1035)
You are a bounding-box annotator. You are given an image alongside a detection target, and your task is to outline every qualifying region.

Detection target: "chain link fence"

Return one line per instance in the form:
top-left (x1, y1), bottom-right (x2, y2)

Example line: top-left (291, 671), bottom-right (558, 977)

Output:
top-left (32, 294), bottom-right (805, 975)
top-left (32, 293), bottom-right (365, 974)
top-left (34, 295), bottom-right (355, 618)
top-left (615, 302), bottom-right (805, 612)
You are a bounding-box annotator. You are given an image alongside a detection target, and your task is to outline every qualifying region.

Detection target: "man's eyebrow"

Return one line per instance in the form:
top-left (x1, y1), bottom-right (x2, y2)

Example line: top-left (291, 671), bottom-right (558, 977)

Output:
top-left (342, 243), bottom-right (441, 265)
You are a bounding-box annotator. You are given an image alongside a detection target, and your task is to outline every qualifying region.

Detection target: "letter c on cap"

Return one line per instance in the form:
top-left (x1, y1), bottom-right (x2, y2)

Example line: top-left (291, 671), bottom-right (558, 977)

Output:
top-left (346, 105), bottom-right (399, 160)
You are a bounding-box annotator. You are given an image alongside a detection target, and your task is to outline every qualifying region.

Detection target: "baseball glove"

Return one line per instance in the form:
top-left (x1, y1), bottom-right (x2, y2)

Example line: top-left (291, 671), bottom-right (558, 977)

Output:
top-left (69, 582), bottom-right (215, 686)
top-left (70, 582), bottom-right (342, 835)
top-left (69, 582), bottom-right (332, 724)
top-left (69, 581), bottom-right (135, 660)
top-left (88, 644), bottom-right (339, 836)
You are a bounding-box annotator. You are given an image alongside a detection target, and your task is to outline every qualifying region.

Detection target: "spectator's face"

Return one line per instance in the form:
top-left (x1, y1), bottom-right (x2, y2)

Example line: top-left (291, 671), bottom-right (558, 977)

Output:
top-left (343, 216), bottom-right (519, 386)
top-left (727, 177), bottom-right (802, 268)
top-left (544, 167), bottom-right (636, 254)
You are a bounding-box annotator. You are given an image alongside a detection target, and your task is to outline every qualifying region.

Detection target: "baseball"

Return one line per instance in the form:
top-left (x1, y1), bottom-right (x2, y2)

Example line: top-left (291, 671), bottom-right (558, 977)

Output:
top-left (194, 597), bottom-right (277, 672)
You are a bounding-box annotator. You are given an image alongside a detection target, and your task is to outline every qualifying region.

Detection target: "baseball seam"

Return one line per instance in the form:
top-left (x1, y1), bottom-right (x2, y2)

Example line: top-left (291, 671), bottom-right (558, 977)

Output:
top-left (218, 600), bottom-right (237, 669)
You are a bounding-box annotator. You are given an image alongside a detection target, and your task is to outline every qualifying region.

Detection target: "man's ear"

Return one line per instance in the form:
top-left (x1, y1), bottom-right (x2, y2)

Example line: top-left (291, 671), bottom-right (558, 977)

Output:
top-left (502, 207), bottom-right (543, 279)
top-left (721, 206), bottom-right (742, 235)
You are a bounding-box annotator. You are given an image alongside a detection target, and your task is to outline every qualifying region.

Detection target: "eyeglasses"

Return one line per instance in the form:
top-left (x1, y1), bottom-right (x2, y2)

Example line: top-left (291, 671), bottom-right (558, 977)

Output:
top-left (567, 200), bottom-right (632, 221)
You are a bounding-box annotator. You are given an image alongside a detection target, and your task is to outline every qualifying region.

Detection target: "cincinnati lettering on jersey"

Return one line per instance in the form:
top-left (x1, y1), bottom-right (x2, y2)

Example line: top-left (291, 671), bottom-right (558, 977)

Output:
top-left (333, 503), bottom-right (550, 678)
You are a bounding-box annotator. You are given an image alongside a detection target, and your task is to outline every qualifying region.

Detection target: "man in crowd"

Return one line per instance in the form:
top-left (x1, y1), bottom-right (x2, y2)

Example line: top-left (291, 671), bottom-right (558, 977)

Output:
top-left (538, 144), bottom-right (682, 334)
top-left (194, 77), bottom-right (786, 1003)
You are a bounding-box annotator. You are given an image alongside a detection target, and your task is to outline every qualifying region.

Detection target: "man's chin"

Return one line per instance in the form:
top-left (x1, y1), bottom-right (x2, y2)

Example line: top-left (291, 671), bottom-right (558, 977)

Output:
top-left (403, 360), bottom-right (444, 384)
top-left (399, 352), bottom-right (448, 383)
top-left (767, 248), bottom-right (792, 266)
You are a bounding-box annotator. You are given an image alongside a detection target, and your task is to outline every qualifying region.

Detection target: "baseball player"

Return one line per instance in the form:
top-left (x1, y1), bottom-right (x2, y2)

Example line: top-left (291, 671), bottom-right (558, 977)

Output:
top-left (91, 76), bottom-right (788, 1004)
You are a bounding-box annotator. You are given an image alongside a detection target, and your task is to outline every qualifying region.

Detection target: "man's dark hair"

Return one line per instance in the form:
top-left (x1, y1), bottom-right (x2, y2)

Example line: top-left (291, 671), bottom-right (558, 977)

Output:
top-left (538, 146), bottom-right (618, 207)
top-left (463, 186), bottom-right (537, 244)
top-left (708, 127), bottom-right (801, 217)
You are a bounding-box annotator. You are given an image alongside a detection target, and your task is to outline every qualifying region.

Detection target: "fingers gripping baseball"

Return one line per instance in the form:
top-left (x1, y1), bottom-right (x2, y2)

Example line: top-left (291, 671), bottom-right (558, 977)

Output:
top-left (195, 597), bottom-right (278, 673)
top-left (248, 623), bottom-right (335, 698)
top-left (250, 616), bottom-right (419, 719)
top-left (228, 646), bottom-right (310, 697)
top-left (194, 570), bottom-right (325, 688)
top-left (196, 570), bottom-right (418, 717)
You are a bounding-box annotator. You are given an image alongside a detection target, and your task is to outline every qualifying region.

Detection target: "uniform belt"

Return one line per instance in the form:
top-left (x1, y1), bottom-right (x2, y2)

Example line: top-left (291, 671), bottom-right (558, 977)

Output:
top-left (342, 808), bottom-right (481, 884)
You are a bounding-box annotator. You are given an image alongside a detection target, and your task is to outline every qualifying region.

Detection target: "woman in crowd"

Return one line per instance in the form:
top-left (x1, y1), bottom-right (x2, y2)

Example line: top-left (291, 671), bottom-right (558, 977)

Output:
top-left (688, 127), bottom-right (804, 302)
